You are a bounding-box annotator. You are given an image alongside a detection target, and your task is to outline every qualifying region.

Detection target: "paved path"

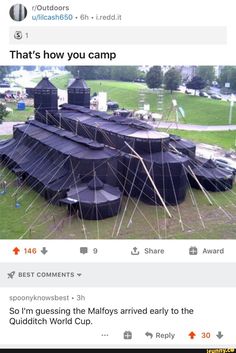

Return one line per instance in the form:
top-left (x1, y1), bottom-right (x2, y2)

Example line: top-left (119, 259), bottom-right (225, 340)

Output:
top-left (0, 122), bottom-right (23, 136)
top-left (1, 120), bottom-right (236, 136)
top-left (154, 121), bottom-right (236, 131)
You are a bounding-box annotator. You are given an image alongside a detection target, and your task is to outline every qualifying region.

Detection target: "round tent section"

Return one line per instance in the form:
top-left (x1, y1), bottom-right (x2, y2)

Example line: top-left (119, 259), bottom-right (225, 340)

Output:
top-left (65, 176), bottom-right (122, 220)
top-left (127, 130), bottom-right (170, 154)
top-left (123, 151), bottom-right (190, 205)
top-left (189, 159), bottom-right (234, 192)
top-left (168, 134), bottom-right (196, 158)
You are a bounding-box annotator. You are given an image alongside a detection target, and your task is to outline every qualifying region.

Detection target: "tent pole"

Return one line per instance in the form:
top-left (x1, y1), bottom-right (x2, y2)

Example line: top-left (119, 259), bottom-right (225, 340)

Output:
top-left (124, 142), bottom-right (172, 218)
top-left (168, 143), bottom-right (182, 155)
top-left (188, 166), bottom-right (213, 205)
top-left (76, 120), bottom-right (78, 135)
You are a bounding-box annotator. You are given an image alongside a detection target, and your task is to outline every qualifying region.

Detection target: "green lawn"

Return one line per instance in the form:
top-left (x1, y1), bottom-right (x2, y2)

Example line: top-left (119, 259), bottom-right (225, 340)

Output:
top-left (1, 101), bottom-right (34, 122)
top-left (51, 74), bottom-right (72, 89)
top-left (163, 129), bottom-right (236, 151)
top-left (0, 135), bottom-right (11, 140)
top-left (47, 75), bottom-right (236, 126)
top-left (32, 74), bottom-right (72, 89)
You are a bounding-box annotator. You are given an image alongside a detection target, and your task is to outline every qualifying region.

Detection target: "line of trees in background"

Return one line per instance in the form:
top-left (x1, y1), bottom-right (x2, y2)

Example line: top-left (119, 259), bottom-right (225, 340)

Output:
top-left (145, 65), bottom-right (236, 93)
top-left (0, 66), bottom-right (20, 79)
top-left (145, 66), bottom-right (216, 93)
top-left (218, 66), bottom-right (236, 91)
top-left (1, 65), bottom-right (236, 93)
top-left (65, 66), bottom-right (144, 82)
top-left (146, 66), bottom-right (182, 93)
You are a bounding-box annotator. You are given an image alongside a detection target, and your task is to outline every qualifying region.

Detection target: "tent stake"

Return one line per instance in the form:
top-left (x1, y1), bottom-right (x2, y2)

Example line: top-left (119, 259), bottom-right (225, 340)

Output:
top-left (124, 142), bottom-right (172, 218)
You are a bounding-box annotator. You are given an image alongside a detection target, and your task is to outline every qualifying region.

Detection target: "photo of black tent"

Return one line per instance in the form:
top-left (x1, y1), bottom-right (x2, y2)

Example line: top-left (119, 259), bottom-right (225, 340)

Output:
top-left (0, 76), bottom-right (234, 223)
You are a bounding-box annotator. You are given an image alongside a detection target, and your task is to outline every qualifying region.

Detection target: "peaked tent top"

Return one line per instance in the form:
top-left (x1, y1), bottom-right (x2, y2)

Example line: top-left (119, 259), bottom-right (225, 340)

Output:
top-left (34, 77), bottom-right (57, 90)
top-left (202, 159), bottom-right (217, 169)
top-left (88, 176), bottom-right (104, 190)
top-left (68, 77), bottom-right (89, 89)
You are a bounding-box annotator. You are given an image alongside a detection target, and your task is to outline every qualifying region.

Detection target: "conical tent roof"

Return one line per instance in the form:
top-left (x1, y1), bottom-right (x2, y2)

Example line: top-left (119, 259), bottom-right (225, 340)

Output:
top-left (67, 183), bottom-right (121, 205)
top-left (35, 77), bottom-right (57, 90)
top-left (88, 176), bottom-right (104, 190)
top-left (69, 77), bottom-right (88, 89)
top-left (202, 159), bottom-right (217, 169)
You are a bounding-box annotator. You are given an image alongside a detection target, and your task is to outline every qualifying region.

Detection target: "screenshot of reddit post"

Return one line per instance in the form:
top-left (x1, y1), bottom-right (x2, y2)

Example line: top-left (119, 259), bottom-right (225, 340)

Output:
top-left (0, 0), bottom-right (236, 350)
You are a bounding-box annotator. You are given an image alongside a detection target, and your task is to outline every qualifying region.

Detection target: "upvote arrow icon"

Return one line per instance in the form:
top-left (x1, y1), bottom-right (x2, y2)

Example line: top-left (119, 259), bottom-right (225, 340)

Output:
top-left (188, 331), bottom-right (196, 340)
top-left (13, 247), bottom-right (20, 255)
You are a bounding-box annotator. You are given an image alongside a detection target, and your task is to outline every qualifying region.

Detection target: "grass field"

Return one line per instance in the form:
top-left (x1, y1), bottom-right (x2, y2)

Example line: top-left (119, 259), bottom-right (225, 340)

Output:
top-left (1, 163), bottom-right (236, 239)
top-left (1, 101), bottom-right (34, 122)
top-left (162, 129), bottom-right (236, 151)
top-left (48, 75), bottom-right (236, 126)
top-left (32, 74), bottom-right (236, 125)
top-left (0, 135), bottom-right (12, 140)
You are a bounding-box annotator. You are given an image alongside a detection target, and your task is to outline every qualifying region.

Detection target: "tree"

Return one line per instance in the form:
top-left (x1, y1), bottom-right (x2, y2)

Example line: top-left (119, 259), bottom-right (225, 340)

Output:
top-left (146, 66), bottom-right (163, 89)
top-left (110, 66), bottom-right (139, 82)
top-left (65, 66), bottom-right (139, 81)
top-left (219, 66), bottom-right (236, 91)
top-left (164, 67), bottom-right (181, 93)
top-left (186, 76), bottom-right (206, 95)
top-left (196, 66), bottom-right (215, 85)
top-left (23, 66), bottom-right (36, 71)
top-left (0, 103), bottom-right (9, 124)
top-left (65, 66), bottom-right (100, 79)
top-left (0, 67), bottom-right (10, 79)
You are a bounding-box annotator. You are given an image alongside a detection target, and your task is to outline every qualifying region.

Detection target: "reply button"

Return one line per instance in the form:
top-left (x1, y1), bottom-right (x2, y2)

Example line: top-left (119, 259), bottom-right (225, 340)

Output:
top-left (156, 332), bottom-right (175, 340)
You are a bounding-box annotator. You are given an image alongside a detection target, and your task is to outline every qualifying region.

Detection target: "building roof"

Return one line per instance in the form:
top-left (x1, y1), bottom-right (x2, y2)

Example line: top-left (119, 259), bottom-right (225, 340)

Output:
top-left (68, 77), bottom-right (89, 89)
top-left (15, 121), bottom-right (120, 160)
top-left (88, 176), bottom-right (104, 190)
top-left (35, 77), bottom-right (57, 90)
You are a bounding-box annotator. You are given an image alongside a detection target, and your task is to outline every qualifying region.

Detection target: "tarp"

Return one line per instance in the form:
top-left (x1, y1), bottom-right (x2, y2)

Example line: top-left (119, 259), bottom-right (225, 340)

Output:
top-left (168, 134), bottom-right (196, 157)
top-left (122, 152), bottom-right (190, 205)
top-left (189, 159), bottom-right (234, 192)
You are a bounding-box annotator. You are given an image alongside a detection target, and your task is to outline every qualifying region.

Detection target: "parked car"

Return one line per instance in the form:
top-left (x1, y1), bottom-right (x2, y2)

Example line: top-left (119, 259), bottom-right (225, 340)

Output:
top-left (210, 94), bottom-right (222, 100)
top-left (213, 158), bottom-right (236, 175)
top-left (199, 91), bottom-right (209, 98)
top-left (185, 89), bottom-right (192, 95)
top-left (107, 100), bottom-right (119, 110)
top-left (227, 95), bottom-right (236, 103)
